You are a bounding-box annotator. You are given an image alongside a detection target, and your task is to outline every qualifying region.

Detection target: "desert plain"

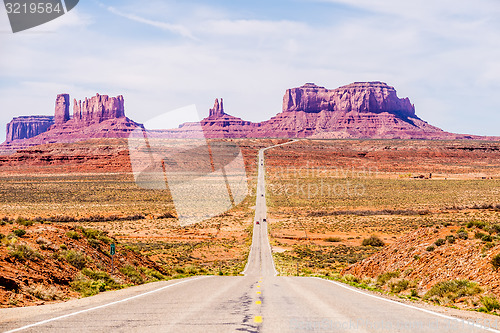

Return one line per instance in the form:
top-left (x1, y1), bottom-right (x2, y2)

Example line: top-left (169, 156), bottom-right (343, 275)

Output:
top-left (0, 138), bottom-right (499, 315)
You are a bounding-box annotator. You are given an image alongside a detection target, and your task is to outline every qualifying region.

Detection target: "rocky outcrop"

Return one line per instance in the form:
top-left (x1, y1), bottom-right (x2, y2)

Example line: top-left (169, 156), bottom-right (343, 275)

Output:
top-left (5, 116), bottom-right (54, 143)
top-left (208, 98), bottom-right (225, 118)
top-left (72, 94), bottom-right (125, 124)
top-left (343, 225), bottom-right (500, 298)
top-left (54, 94), bottom-right (70, 125)
top-left (160, 82), bottom-right (498, 140)
top-left (282, 82), bottom-right (416, 119)
top-left (1, 94), bottom-right (139, 153)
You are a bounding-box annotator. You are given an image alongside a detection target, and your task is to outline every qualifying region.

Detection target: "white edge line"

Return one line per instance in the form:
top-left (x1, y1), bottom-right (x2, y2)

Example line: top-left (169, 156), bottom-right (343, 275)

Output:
top-left (313, 277), bottom-right (500, 333)
top-left (4, 276), bottom-right (211, 333)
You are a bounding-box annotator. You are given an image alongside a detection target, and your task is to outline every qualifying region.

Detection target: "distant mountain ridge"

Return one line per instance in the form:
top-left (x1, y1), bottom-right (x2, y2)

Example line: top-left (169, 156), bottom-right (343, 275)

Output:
top-left (1, 82), bottom-right (498, 154)
top-left (166, 82), bottom-right (499, 140)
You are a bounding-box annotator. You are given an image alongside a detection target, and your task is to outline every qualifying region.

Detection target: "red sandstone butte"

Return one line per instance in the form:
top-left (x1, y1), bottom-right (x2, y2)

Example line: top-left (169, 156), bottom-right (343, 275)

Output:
top-left (1, 93), bottom-right (139, 153)
top-left (2, 82), bottom-right (499, 154)
top-left (162, 82), bottom-right (499, 140)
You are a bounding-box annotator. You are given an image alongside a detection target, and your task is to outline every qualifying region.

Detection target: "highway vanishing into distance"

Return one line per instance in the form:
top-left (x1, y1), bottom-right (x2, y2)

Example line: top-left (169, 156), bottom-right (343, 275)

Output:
top-left (1, 141), bottom-right (499, 333)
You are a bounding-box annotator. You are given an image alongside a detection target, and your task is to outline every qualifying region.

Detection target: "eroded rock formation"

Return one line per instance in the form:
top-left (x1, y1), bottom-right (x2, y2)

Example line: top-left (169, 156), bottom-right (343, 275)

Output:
top-left (54, 94), bottom-right (70, 125)
top-left (1, 94), bottom-right (138, 153)
top-left (5, 116), bottom-right (54, 143)
top-left (282, 82), bottom-right (416, 118)
top-left (72, 94), bottom-right (125, 124)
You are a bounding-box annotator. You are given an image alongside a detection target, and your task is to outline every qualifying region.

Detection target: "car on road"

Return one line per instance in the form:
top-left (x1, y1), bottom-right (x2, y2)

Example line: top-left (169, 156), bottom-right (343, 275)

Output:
top-left (255, 220), bottom-right (260, 225)
top-left (263, 218), bottom-right (266, 222)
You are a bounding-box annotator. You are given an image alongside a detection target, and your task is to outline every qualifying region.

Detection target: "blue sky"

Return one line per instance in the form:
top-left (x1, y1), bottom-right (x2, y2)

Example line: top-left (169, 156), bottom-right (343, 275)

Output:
top-left (0, 0), bottom-right (499, 138)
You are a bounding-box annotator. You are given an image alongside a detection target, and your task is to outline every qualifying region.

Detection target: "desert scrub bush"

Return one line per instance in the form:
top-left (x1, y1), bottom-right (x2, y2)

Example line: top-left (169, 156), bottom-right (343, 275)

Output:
top-left (36, 237), bottom-right (57, 251)
top-left (425, 280), bottom-right (482, 302)
top-left (9, 244), bottom-right (43, 261)
top-left (456, 228), bottom-right (469, 240)
top-left (489, 224), bottom-right (500, 234)
top-left (119, 265), bottom-right (144, 285)
top-left (342, 274), bottom-right (361, 284)
top-left (63, 250), bottom-right (88, 269)
top-left (434, 238), bottom-right (446, 247)
top-left (446, 235), bottom-right (456, 244)
top-left (426, 245), bottom-right (436, 252)
top-left (389, 279), bottom-right (412, 293)
top-left (491, 254), bottom-right (500, 271)
top-left (60, 244), bottom-right (67, 250)
top-left (362, 236), bottom-right (385, 247)
top-left (12, 229), bottom-right (26, 237)
top-left (376, 271), bottom-right (400, 286)
top-left (482, 235), bottom-right (493, 242)
top-left (475, 231), bottom-right (486, 240)
top-left (25, 284), bottom-right (62, 301)
top-left (139, 267), bottom-right (165, 281)
top-left (88, 238), bottom-right (100, 249)
top-left (70, 275), bottom-right (106, 297)
top-left (480, 295), bottom-right (500, 312)
top-left (66, 231), bottom-right (80, 240)
top-left (16, 217), bottom-right (34, 227)
top-left (81, 268), bottom-right (121, 290)
top-left (82, 228), bottom-right (113, 243)
top-left (325, 237), bottom-right (342, 242)
top-left (467, 221), bottom-right (486, 229)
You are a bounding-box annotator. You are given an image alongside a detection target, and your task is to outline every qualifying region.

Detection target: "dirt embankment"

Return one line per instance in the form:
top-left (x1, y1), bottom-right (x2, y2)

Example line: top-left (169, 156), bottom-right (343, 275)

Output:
top-left (0, 219), bottom-right (167, 308)
top-left (343, 222), bottom-right (500, 309)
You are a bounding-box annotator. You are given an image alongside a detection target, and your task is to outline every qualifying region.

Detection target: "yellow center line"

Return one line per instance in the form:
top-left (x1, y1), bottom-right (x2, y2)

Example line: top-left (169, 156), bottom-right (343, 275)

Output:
top-left (256, 291), bottom-right (261, 294)
top-left (257, 285), bottom-right (260, 288)
top-left (256, 301), bottom-right (262, 305)
top-left (254, 316), bottom-right (263, 323)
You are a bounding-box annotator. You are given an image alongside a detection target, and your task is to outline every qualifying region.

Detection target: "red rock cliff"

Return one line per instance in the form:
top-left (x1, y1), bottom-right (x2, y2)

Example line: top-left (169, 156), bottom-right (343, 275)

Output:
top-left (283, 82), bottom-right (416, 119)
top-left (5, 116), bottom-right (55, 143)
top-left (72, 94), bottom-right (125, 125)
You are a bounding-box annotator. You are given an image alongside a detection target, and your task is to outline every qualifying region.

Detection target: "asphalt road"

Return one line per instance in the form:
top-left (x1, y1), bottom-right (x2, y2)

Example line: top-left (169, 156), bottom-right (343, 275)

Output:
top-left (1, 141), bottom-right (499, 333)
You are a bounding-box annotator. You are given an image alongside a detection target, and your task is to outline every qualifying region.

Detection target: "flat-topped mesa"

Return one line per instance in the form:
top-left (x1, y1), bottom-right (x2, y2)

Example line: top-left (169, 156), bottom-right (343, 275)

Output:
top-left (5, 116), bottom-right (54, 142)
top-left (208, 98), bottom-right (225, 118)
top-left (283, 81), bottom-right (416, 119)
top-left (72, 94), bottom-right (125, 124)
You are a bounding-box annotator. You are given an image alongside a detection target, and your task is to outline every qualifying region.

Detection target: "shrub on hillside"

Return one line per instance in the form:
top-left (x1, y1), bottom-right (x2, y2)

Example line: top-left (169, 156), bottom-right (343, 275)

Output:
top-left (64, 250), bottom-right (88, 269)
top-left (119, 265), bottom-right (144, 285)
top-left (491, 254), bottom-right (500, 271)
top-left (376, 271), bottom-right (400, 285)
top-left (66, 231), bottom-right (80, 240)
top-left (481, 295), bottom-right (500, 312)
top-left (362, 236), bottom-right (385, 247)
top-left (425, 280), bottom-right (481, 302)
top-left (12, 229), bottom-right (26, 237)
top-left (9, 244), bottom-right (43, 261)
top-left (434, 238), bottom-right (445, 247)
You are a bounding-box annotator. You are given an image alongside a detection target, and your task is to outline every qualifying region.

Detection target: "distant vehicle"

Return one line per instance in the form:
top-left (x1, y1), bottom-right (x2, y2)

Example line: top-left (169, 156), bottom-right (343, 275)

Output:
top-left (256, 221), bottom-right (260, 225)
top-left (263, 218), bottom-right (267, 223)
top-left (261, 194), bottom-right (264, 197)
